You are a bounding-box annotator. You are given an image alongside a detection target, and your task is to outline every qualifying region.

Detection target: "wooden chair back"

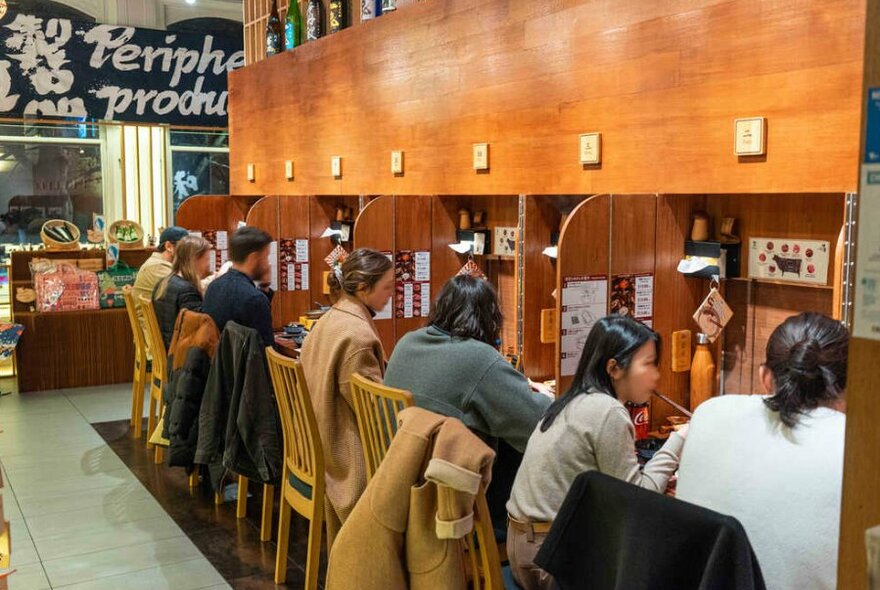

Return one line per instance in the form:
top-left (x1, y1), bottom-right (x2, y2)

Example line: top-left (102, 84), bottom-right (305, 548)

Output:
top-left (465, 485), bottom-right (505, 590)
top-left (349, 372), bottom-right (414, 482)
top-left (138, 296), bottom-right (167, 380)
top-left (122, 288), bottom-right (148, 357)
top-left (266, 347), bottom-right (324, 512)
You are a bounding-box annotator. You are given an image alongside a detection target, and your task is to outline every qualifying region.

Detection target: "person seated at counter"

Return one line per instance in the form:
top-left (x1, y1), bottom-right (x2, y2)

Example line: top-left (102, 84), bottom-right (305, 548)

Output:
top-left (676, 312), bottom-right (848, 590)
top-left (202, 226), bottom-right (275, 349)
top-left (133, 226), bottom-right (188, 304)
top-left (506, 315), bottom-right (685, 590)
top-left (300, 248), bottom-right (394, 547)
top-left (151, 235), bottom-right (212, 350)
top-left (384, 275), bottom-right (551, 536)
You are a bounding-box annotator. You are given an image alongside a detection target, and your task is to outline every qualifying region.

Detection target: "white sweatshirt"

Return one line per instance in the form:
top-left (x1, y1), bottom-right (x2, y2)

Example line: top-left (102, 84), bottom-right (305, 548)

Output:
top-left (676, 394), bottom-right (845, 590)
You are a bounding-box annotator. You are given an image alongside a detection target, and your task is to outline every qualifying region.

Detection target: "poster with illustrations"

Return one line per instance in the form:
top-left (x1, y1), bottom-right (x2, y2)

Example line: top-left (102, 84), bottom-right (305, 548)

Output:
top-left (748, 238), bottom-right (830, 285)
top-left (278, 238), bottom-right (309, 292)
top-left (610, 273), bottom-right (654, 327)
top-left (560, 275), bottom-right (608, 376)
top-left (395, 250), bottom-right (430, 319)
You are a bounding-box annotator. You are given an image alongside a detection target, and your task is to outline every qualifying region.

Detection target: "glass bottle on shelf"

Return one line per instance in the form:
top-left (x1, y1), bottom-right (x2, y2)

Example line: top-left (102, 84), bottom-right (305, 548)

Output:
top-left (306, 0), bottom-right (324, 41)
top-left (266, 0), bottom-right (284, 56)
top-left (381, 0), bottom-right (396, 12)
top-left (329, 0), bottom-right (348, 33)
top-left (285, 0), bottom-right (304, 50)
top-left (360, 0), bottom-right (381, 21)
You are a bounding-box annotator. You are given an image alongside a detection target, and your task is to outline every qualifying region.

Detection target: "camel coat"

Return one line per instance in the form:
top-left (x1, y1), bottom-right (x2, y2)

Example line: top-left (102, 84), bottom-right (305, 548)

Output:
top-left (299, 294), bottom-right (385, 543)
top-left (326, 407), bottom-right (496, 590)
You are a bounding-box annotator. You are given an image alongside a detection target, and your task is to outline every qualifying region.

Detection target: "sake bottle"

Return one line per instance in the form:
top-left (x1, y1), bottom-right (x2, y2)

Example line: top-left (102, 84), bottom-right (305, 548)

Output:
top-left (329, 0), bottom-right (348, 33)
top-left (285, 0), bottom-right (304, 50)
top-left (266, 0), bottom-right (284, 56)
top-left (306, 0), bottom-right (324, 40)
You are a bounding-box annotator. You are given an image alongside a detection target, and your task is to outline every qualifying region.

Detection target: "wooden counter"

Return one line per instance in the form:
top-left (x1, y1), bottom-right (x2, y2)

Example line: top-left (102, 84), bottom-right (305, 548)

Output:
top-left (12, 248), bottom-right (152, 393)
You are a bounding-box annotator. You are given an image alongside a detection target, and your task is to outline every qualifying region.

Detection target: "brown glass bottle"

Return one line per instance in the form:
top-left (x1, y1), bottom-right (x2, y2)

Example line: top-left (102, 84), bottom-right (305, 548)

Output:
top-left (329, 0), bottom-right (348, 32)
top-left (266, 0), bottom-right (283, 56)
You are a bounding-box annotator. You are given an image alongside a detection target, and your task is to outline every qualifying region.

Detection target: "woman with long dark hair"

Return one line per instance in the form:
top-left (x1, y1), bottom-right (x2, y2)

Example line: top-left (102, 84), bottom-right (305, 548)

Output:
top-left (384, 275), bottom-right (551, 536)
top-left (506, 315), bottom-right (686, 590)
top-left (677, 312), bottom-right (848, 590)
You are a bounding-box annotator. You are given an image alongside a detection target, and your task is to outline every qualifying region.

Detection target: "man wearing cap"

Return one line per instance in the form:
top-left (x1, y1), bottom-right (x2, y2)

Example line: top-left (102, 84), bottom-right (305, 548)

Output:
top-left (132, 226), bottom-right (189, 305)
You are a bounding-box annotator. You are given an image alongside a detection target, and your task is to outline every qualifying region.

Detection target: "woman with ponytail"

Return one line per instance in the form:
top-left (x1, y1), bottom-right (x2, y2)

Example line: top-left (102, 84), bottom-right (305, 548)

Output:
top-left (677, 312), bottom-right (849, 590)
top-left (300, 248), bottom-right (394, 547)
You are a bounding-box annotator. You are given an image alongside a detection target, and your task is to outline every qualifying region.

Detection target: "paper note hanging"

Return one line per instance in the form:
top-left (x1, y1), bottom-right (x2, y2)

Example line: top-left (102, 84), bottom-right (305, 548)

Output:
top-left (325, 245), bottom-right (348, 268)
top-left (456, 259), bottom-right (486, 280)
top-left (692, 288), bottom-right (733, 343)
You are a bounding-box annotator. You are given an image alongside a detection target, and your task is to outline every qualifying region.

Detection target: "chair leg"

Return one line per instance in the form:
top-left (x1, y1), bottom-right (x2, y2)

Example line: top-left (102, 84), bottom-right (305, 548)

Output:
top-left (214, 491), bottom-right (224, 505)
top-left (130, 367), bottom-right (140, 429)
top-left (304, 500), bottom-right (325, 590)
top-left (146, 389), bottom-right (157, 450)
top-left (274, 497), bottom-right (292, 584)
top-left (134, 371), bottom-right (149, 437)
top-left (260, 484), bottom-right (274, 542)
top-left (153, 444), bottom-right (164, 465)
top-left (237, 476), bottom-right (248, 519)
top-left (188, 472), bottom-right (199, 488)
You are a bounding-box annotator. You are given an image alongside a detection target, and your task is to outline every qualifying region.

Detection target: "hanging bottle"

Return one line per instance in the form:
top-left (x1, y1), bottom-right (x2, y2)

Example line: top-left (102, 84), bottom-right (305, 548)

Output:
top-left (306, 0), bottom-right (324, 40)
top-left (329, 0), bottom-right (348, 33)
top-left (285, 0), bottom-right (304, 50)
top-left (266, 0), bottom-right (284, 56)
top-left (689, 333), bottom-right (716, 410)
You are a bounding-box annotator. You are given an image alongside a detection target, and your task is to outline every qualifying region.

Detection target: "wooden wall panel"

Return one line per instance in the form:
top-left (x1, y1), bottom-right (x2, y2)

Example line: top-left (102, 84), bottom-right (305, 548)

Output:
top-left (555, 194), bottom-right (610, 394)
top-left (353, 195), bottom-right (395, 353)
top-left (652, 195), bottom-right (708, 426)
top-left (395, 196), bottom-right (433, 343)
top-left (309, 195), bottom-right (360, 308)
top-left (521, 196), bottom-right (585, 381)
top-left (278, 195), bottom-right (314, 326)
top-left (839, 1), bottom-right (880, 586)
top-left (175, 195), bottom-right (256, 235)
top-left (230, 0), bottom-right (864, 197)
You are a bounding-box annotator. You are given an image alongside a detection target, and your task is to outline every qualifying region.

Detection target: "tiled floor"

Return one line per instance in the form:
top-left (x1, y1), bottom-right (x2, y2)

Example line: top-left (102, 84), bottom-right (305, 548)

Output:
top-left (0, 381), bottom-right (231, 590)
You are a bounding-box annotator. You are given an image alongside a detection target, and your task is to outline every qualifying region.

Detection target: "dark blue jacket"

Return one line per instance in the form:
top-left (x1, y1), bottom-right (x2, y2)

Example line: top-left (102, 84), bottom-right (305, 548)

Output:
top-left (203, 269), bottom-right (275, 349)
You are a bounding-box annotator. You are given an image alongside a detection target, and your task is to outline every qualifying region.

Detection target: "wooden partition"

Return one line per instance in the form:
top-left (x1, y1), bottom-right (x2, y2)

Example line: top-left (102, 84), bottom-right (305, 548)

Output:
top-left (353, 195), bottom-right (396, 352)
top-left (175, 195), bottom-right (260, 235)
top-left (246, 195), bottom-right (359, 328)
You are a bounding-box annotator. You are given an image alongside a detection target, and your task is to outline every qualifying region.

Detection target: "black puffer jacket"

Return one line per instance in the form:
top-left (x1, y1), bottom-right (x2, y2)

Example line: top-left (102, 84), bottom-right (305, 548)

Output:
top-left (195, 322), bottom-right (282, 491)
top-left (152, 274), bottom-right (203, 350)
top-left (163, 309), bottom-right (219, 470)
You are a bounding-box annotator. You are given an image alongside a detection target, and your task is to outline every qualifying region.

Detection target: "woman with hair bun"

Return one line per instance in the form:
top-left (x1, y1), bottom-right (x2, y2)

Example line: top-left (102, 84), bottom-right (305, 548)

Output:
top-left (300, 248), bottom-right (394, 547)
top-left (677, 312), bottom-right (849, 590)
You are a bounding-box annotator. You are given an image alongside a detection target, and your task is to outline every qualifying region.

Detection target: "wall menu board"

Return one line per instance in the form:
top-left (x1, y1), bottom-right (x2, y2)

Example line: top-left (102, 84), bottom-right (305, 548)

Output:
top-left (610, 273), bottom-right (654, 327)
top-left (395, 250), bottom-right (430, 319)
top-left (748, 237), bottom-right (830, 285)
top-left (560, 275), bottom-right (608, 377)
top-left (279, 238), bottom-right (309, 292)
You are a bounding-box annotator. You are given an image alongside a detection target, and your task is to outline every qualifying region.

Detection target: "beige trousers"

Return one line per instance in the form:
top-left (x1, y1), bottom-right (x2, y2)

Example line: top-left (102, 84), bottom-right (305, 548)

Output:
top-left (507, 523), bottom-right (554, 590)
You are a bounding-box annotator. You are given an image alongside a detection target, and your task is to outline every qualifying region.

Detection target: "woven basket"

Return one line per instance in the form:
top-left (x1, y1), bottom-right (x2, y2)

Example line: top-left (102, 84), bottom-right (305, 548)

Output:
top-left (108, 220), bottom-right (144, 250)
top-left (40, 220), bottom-right (81, 251)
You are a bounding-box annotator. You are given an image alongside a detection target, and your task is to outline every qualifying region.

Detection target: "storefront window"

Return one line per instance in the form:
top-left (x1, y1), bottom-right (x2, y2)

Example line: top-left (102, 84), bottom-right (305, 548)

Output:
top-left (170, 130), bottom-right (230, 219)
top-left (0, 123), bottom-right (103, 244)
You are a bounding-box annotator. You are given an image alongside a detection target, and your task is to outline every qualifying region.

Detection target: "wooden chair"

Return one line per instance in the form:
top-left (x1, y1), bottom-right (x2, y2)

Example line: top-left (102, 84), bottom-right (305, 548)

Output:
top-left (235, 475), bottom-right (275, 542)
top-left (122, 288), bottom-right (150, 437)
top-left (266, 347), bottom-right (325, 588)
top-left (349, 372), bottom-right (414, 482)
top-left (137, 297), bottom-right (168, 465)
top-left (465, 484), bottom-right (505, 590)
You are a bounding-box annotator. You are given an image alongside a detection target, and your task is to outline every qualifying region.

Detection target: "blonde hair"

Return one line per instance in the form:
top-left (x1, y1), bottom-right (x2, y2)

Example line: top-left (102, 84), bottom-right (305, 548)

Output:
top-left (327, 248), bottom-right (393, 301)
top-left (154, 235), bottom-right (212, 299)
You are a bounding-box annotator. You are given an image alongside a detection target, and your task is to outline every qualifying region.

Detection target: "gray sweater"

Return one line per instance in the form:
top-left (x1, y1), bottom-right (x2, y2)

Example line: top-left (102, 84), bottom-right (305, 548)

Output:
top-left (507, 391), bottom-right (684, 523)
top-left (384, 326), bottom-right (551, 453)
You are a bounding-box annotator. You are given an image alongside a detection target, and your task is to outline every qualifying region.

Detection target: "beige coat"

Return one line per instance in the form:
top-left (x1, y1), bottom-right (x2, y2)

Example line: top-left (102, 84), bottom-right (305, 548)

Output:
top-left (299, 294), bottom-right (385, 541)
top-left (327, 407), bottom-right (496, 590)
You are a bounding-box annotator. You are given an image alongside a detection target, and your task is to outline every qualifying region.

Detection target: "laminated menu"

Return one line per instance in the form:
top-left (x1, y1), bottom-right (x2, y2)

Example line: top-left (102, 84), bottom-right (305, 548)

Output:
top-left (279, 238), bottom-right (310, 291)
top-left (395, 250), bottom-right (430, 319)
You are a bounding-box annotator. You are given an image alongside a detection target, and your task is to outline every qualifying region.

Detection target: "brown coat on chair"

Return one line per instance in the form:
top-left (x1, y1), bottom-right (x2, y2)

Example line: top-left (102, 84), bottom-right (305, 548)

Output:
top-left (326, 407), bottom-right (496, 590)
top-left (299, 294), bottom-right (386, 543)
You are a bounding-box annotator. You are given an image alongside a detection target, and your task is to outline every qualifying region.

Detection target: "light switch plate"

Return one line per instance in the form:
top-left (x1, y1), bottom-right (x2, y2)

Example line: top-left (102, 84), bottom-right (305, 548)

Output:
top-left (734, 117), bottom-right (766, 156)
top-left (391, 150), bottom-right (404, 175)
top-left (473, 143), bottom-right (489, 171)
top-left (331, 156), bottom-right (342, 178)
top-left (579, 133), bottom-right (601, 165)
top-left (284, 160), bottom-right (294, 180)
top-left (246, 163), bottom-right (255, 182)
